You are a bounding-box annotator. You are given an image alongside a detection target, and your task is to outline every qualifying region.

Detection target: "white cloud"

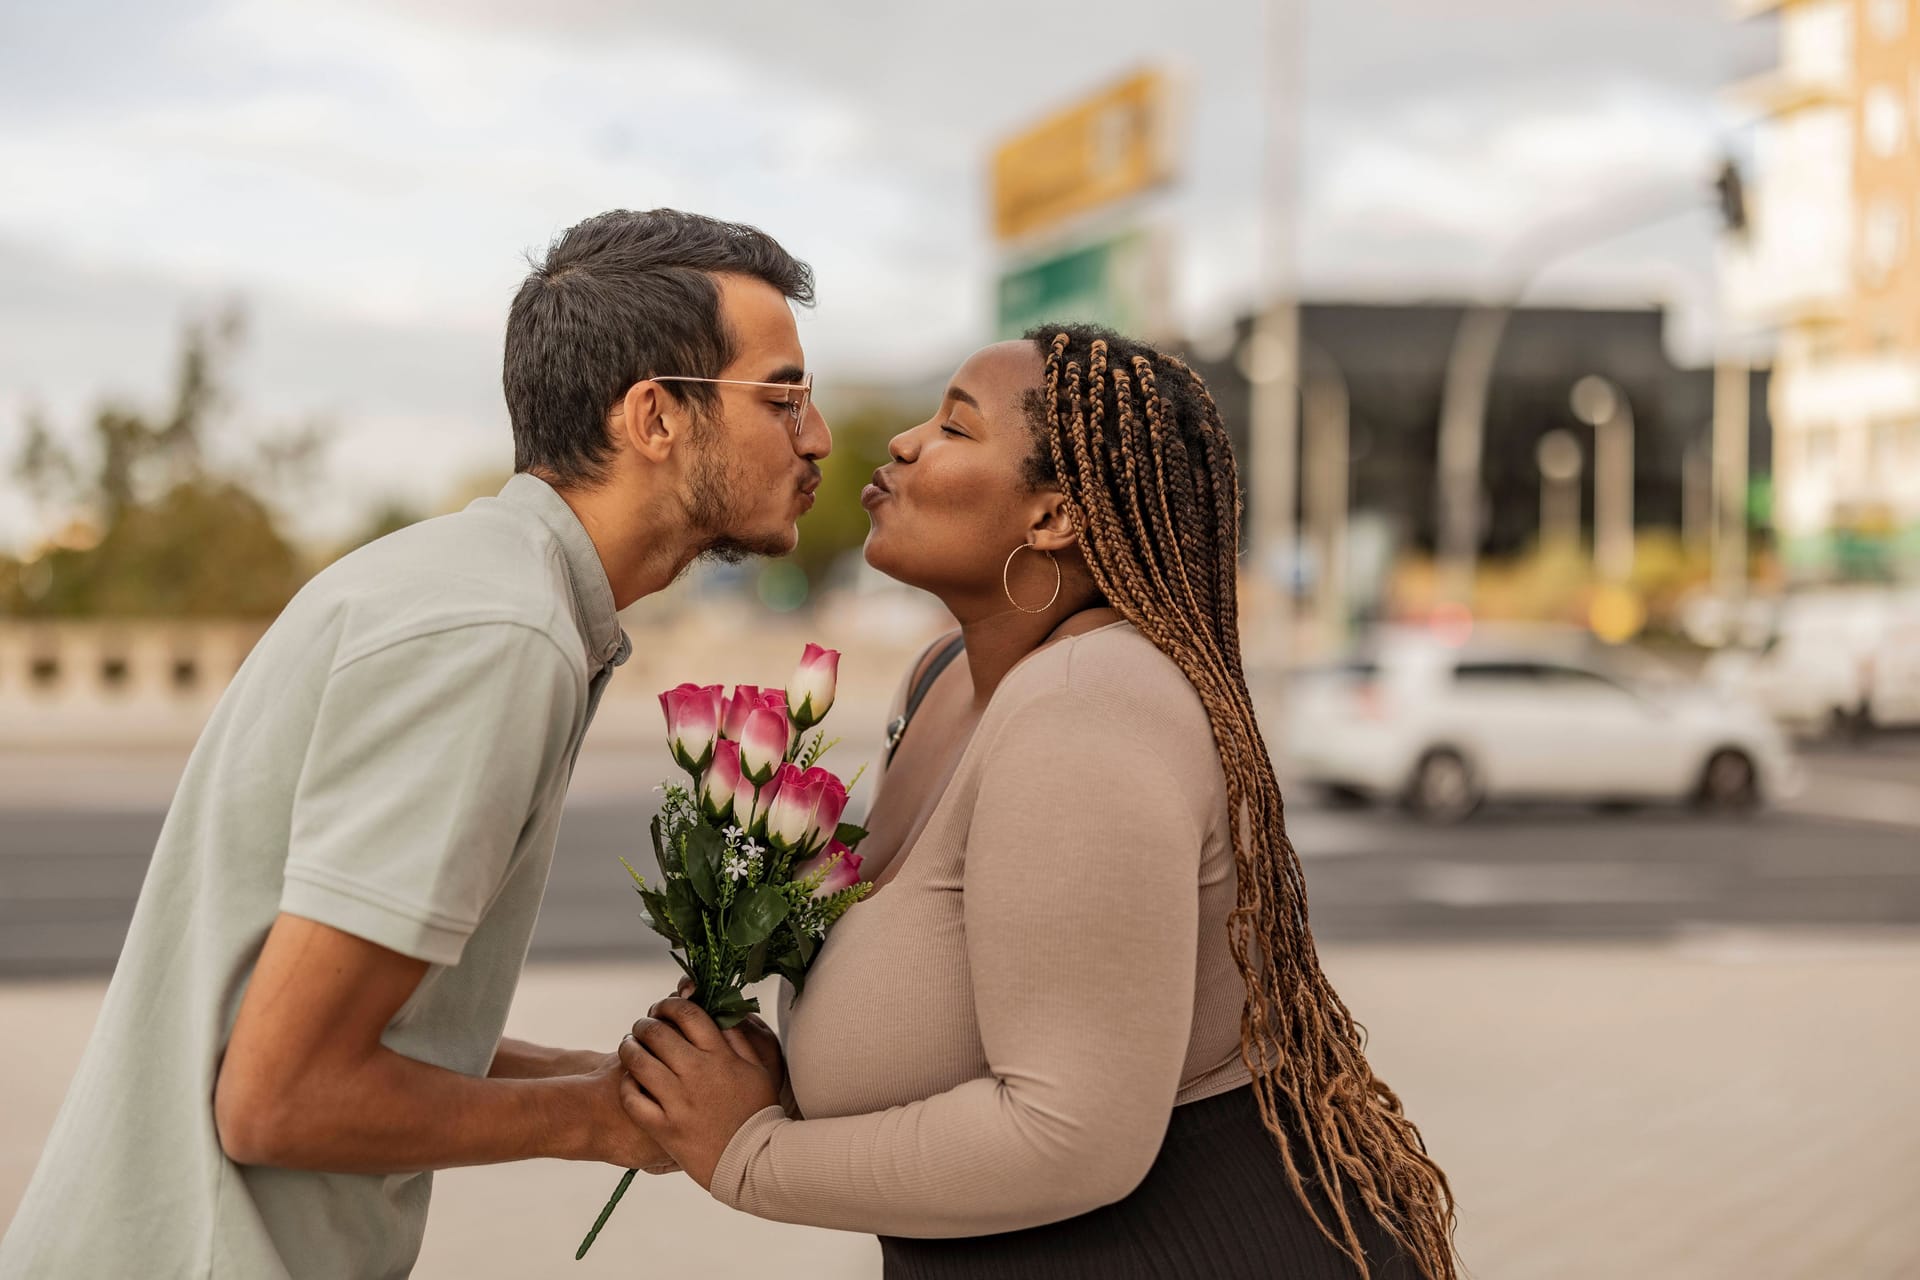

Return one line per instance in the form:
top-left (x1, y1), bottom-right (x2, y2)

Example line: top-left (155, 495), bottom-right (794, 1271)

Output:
top-left (0, 0), bottom-right (1760, 550)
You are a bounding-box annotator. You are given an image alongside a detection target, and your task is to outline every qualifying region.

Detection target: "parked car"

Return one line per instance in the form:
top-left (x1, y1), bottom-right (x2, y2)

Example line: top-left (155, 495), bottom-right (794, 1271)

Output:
top-left (1704, 588), bottom-right (1920, 735)
top-left (1286, 632), bottom-right (1798, 822)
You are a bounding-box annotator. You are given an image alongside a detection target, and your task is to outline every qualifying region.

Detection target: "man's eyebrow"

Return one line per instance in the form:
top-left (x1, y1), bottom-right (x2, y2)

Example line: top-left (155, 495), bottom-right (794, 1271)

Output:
top-left (760, 364), bottom-right (807, 384)
top-left (947, 385), bottom-right (981, 411)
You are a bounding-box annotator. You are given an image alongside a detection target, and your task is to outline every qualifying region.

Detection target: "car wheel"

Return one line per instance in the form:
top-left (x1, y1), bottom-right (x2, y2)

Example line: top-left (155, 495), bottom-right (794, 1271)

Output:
top-left (1697, 748), bottom-right (1759, 813)
top-left (1404, 749), bottom-right (1479, 823)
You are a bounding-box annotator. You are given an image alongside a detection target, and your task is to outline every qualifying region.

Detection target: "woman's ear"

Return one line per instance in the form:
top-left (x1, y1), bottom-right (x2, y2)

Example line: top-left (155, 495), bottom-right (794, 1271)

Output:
top-left (1028, 490), bottom-right (1080, 555)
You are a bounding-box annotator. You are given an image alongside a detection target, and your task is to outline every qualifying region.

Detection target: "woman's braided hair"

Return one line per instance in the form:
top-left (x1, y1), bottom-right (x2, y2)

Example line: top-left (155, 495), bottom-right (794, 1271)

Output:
top-left (1022, 324), bottom-right (1459, 1280)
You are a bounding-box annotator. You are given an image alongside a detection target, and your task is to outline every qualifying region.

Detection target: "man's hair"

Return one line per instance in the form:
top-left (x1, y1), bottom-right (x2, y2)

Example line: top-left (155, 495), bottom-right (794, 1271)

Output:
top-left (503, 209), bottom-right (815, 486)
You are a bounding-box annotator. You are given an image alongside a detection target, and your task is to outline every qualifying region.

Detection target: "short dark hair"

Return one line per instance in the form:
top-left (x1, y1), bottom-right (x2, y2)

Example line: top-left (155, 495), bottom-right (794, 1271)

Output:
top-left (503, 209), bottom-right (815, 486)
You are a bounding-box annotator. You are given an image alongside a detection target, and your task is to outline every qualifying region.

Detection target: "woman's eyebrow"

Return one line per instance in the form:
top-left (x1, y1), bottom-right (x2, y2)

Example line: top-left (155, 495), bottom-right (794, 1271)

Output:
top-left (946, 385), bottom-right (981, 411)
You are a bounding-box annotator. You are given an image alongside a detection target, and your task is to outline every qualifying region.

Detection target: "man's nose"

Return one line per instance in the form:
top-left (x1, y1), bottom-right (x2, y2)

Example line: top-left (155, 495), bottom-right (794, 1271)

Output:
top-left (797, 404), bottom-right (832, 461)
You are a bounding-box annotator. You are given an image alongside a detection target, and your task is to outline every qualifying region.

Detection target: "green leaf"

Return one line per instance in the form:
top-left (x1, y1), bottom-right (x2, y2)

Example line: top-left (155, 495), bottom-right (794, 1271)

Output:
top-left (834, 822), bottom-right (869, 850)
top-left (725, 885), bottom-right (790, 947)
top-left (743, 939), bottom-right (770, 985)
top-left (650, 813), bottom-right (678, 879)
top-left (663, 879), bottom-right (703, 942)
top-left (638, 888), bottom-right (683, 945)
top-left (684, 822), bottom-right (724, 907)
top-left (703, 986), bottom-right (760, 1029)
top-left (789, 919), bottom-right (817, 965)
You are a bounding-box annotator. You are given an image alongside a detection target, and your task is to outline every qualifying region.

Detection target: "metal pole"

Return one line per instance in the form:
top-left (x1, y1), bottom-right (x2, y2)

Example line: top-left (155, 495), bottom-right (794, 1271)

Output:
top-left (1304, 344), bottom-right (1350, 656)
top-left (1597, 406), bottom-right (1636, 583)
top-left (1248, 0), bottom-right (1301, 666)
top-left (1435, 305), bottom-right (1510, 604)
top-left (1536, 428), bottom-right (1583, 552)
top-left (1433, 191), bottom-right (1701, 606)
top-left (1711, 355), bottom-right (1751, 615)
top-left (1573, 375), bottom-right (1634, 584)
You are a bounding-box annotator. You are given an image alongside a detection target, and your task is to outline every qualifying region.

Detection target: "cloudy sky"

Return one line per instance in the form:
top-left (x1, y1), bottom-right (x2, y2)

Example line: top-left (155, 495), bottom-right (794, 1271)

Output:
top-left (0, 0), bottom-right (1772, 549)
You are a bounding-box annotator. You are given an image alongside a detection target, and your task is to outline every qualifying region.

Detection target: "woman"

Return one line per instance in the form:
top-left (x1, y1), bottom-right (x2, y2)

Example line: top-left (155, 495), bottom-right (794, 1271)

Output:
top-left (620, 326), bottom-right (1459, 1279)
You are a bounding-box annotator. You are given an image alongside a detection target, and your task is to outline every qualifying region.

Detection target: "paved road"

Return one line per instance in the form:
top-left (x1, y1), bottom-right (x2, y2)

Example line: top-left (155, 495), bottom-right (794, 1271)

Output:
top-left (3, 739), bottom-right (1916, 977)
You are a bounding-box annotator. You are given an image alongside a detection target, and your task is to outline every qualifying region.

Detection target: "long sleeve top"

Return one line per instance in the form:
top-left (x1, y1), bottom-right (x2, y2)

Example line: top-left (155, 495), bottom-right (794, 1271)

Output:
top-left (708, 622), bottom-right (1252, 1237)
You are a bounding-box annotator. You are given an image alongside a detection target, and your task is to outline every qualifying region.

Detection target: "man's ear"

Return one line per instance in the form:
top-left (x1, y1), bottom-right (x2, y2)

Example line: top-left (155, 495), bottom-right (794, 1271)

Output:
top-left (1028, 490), bottom-right (1080, 555)
top-left (611, 380), bottom-right (681, 464)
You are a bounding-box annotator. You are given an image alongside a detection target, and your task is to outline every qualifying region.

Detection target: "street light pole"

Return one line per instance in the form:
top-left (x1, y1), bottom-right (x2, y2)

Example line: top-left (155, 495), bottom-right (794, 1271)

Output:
top-left (1247, 0), bottom-right (1302, 667)
top-left (1711, 355), bottom-right (1751, 613)
top-left (1535, 428), bottom-right (1583, 552)
top-left (1433, 189), bottom-right (1703, 604)
top-left (1304, 342), bottom-right (1351, 656)
top-left (1572, 375), bottom-right (1636, 584)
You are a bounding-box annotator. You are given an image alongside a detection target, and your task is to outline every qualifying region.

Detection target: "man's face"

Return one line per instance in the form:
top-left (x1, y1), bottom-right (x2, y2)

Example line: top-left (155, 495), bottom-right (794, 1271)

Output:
top-left (680, 274), bottom-right (830, 562)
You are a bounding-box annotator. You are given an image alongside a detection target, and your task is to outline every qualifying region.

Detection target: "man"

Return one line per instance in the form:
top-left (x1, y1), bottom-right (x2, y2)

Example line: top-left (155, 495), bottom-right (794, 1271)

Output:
top-left (0, 208), bottom-right (829, 1278)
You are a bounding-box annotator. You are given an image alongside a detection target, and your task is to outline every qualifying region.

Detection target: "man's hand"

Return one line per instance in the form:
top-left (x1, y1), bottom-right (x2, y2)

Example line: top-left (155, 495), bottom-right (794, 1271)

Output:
top-left (213, 912), bottom-right (677, 1175)
top-left (618, 998), bottom-right (782, 1190)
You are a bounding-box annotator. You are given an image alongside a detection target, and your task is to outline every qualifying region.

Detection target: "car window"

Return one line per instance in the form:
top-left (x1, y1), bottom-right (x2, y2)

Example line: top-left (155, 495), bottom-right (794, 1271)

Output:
top-left (1533, 664), bottom-right (1635, 696)
top-left (1451, 661), bottom-right (1540, 684)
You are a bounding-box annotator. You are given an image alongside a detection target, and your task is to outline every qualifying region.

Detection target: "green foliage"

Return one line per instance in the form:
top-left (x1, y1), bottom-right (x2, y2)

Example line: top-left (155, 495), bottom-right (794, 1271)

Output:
top-left (3, 307), bottom-right (321, 618)
top-left (789, 400), bottom-right (917, 588)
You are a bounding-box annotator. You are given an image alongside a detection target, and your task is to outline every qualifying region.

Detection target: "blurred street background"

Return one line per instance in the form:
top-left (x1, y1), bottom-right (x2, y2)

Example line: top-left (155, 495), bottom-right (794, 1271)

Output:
top-left (5, 0), bottom-right (1920, 1276)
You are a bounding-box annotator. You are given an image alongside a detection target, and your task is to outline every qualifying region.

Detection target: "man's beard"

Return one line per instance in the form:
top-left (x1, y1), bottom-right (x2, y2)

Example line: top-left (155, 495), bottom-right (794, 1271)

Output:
top-left (685, 436), bottom-right (790, 564)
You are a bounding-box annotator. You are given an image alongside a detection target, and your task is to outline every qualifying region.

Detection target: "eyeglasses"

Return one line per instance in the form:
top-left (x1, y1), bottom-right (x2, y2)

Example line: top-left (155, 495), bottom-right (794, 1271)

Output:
top-left (651, 372), bottom-right (814, 437)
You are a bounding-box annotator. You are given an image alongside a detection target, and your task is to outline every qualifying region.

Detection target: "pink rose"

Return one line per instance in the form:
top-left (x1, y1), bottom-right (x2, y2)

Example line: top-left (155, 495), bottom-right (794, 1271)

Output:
top-left (699, 739), bottom-right (743, 825)
top-left (802, 769), bottom-right (848, 856)
top-left (658, 683), bottom-right (723, 776)
top-left (786, 643), bottom-right (841, 731)
top-left (792, 841), bottom-right (863, 899)
top-left (738, 704), bottom-right (789, 788)
top-left (761, 763), bottom-right (827, 855)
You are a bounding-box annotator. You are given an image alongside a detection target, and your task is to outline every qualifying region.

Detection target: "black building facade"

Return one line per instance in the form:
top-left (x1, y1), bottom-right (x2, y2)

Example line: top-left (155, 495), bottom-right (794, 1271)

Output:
top-left (1185, 302), bottom-right (1772, 559)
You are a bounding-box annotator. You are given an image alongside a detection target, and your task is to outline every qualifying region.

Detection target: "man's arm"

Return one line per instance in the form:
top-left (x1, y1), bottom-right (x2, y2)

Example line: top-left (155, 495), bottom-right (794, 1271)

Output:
top-left (488, 1039), bottom-right (612, 1080)
top-left (214, 913), bottom-right (668, 1174)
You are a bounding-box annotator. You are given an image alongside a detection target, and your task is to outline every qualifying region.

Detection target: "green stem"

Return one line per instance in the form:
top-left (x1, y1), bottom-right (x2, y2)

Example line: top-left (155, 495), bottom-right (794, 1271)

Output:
top-left (576, 1167), bottom-right (636, 1260)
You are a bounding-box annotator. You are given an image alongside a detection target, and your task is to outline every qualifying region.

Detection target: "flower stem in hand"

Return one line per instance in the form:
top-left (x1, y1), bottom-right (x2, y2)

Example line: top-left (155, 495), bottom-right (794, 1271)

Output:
top-left (575, 1167), bottom-right (636, 1261)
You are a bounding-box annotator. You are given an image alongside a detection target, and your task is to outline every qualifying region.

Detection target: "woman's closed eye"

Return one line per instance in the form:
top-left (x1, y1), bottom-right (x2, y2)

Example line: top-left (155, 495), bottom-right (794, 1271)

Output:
top-left (939, 421), bottom-right (967, 438)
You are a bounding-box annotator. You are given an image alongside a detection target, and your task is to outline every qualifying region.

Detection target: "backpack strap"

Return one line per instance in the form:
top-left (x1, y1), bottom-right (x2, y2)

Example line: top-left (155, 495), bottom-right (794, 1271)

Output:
top-left (883, 632), bottom-right (967, 764)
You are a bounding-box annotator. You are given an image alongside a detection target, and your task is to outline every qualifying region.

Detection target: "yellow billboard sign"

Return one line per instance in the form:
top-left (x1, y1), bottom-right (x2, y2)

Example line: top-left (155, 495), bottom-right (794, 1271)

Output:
top-left (990, 69), bottom-right (1175, 242)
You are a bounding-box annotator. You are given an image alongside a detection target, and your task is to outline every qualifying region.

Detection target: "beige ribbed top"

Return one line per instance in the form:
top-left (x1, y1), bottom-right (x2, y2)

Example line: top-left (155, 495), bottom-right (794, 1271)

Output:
top-left (708, 622), bottom-right (1252, 1238)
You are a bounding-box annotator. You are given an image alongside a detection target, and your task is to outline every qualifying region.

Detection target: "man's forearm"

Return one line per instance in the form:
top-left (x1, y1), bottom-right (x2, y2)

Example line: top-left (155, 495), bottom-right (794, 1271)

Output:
top-left (488, 1036), bottom-right (611, 1080)
top-left (218, 1044), bottom-right (604, 1174)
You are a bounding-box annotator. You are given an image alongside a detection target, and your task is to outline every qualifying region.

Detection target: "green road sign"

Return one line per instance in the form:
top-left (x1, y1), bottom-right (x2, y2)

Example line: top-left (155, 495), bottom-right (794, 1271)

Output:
top-left (995, 230), bottom-right (1153, 340)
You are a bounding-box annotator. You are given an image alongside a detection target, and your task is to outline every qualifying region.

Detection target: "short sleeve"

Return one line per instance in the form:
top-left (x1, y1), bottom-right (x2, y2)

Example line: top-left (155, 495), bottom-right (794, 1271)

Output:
top-left (280, 623), bottom-right (582, 966)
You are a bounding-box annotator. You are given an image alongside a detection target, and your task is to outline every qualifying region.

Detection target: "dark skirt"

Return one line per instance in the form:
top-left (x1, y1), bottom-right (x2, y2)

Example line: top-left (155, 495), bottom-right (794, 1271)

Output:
top-left (878, 1084), bottom-right (1421, 1280)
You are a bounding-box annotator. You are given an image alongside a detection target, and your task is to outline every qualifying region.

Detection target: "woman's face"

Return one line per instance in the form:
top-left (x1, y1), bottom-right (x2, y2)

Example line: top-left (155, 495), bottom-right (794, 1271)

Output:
top-left (861, 341), bottom-right (1054, 605)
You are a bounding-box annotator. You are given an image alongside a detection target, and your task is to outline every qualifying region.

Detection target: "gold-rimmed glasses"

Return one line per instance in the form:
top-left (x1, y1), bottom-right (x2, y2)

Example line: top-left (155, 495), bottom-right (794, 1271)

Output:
top-left (651, 372), bottom-right (814, 437)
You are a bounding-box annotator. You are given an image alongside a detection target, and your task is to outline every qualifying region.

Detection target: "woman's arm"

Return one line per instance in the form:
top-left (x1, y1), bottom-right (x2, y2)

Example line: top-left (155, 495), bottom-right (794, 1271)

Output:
top-left (627, 688), bottom-right (1210, 1237)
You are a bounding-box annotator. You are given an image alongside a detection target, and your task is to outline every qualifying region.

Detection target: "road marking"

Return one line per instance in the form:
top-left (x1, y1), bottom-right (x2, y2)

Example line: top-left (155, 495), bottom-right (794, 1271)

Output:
top-left (1782, 774), bottom-right (1920, 832)
top-left (1409, 862), bottom-right (1708, 907)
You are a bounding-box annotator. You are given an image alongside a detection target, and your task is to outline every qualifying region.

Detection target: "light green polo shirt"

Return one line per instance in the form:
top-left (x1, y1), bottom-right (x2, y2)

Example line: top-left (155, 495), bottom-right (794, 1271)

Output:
top-left (0, 474), bottom-right (630, 1280)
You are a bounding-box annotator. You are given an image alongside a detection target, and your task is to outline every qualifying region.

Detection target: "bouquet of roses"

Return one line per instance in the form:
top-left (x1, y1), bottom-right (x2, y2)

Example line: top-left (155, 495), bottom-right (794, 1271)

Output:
top-left (576, 643), bottom-right (873, 1259)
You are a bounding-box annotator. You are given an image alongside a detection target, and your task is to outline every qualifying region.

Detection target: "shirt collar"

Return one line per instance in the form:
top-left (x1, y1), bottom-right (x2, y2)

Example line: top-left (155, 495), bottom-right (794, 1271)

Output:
top-left (497, 473), bottom-right (631, 671)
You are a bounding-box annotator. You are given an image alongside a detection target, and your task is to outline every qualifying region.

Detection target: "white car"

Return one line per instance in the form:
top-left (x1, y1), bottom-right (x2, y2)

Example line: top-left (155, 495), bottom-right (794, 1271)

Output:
top-left (1285, 635), bottom-right (1799, 822)
top-left (1704, 588), bottom-right (1920, 734)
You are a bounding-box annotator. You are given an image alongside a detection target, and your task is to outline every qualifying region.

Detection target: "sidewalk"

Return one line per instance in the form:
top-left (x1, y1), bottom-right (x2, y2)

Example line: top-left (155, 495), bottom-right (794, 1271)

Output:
top-left (4, 937), bottom-right (1916, 1278)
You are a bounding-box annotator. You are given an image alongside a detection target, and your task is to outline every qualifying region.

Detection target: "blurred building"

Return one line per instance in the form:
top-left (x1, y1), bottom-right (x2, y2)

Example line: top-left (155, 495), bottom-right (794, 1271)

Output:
top-left (1185, 302), bottom-right (1772, 596)
top-left (1726, 0), bottom-right (1920, 581)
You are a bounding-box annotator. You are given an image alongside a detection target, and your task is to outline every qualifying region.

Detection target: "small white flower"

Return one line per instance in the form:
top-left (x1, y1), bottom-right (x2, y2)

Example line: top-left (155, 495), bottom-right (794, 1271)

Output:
top-left (724, 825), bottom-right (743, 840)
top-left (723, 853), bottom-right (750, 881)
top-left (742, 839), bottom-right (763, 857)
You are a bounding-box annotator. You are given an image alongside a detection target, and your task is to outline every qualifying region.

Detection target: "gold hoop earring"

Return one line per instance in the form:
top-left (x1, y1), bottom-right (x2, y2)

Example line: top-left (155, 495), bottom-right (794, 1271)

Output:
top-left (1003, 544), bottom-right (1062, 614)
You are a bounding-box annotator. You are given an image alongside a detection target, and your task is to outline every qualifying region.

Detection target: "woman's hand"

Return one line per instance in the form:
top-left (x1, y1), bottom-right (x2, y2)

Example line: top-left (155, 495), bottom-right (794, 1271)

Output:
top-left (618, 997), bottom-right (782, 1191)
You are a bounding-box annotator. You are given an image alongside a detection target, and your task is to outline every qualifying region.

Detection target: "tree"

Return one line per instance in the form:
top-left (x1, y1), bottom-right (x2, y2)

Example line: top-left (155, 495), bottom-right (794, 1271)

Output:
top-left (789, 401), bottom-right (914, 591)
top-left (3, 307), bottom-right (320, 618)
